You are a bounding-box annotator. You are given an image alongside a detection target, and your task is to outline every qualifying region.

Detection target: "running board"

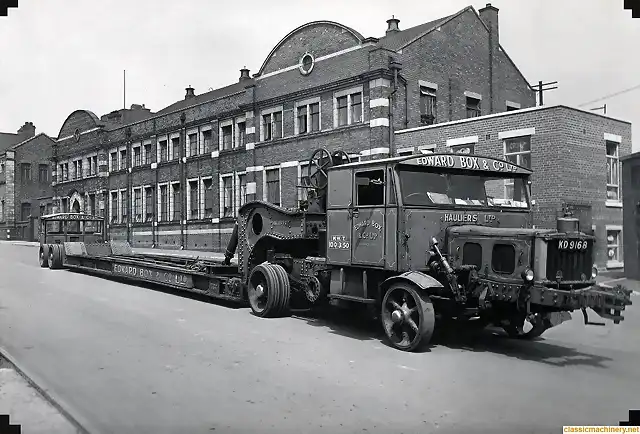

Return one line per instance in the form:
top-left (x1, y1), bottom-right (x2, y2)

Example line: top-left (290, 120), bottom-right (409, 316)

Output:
top-left (328, 294), bottom-right (377, 304)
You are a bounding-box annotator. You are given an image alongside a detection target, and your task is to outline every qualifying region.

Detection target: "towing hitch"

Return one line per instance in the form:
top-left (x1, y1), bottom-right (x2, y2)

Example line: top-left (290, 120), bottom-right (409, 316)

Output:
top-left (581, 308), bottom-right (606, 326)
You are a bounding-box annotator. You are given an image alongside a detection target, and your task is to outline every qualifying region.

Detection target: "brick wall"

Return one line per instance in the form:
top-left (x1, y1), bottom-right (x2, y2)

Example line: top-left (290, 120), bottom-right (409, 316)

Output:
top-left (51, 10), bottom-right (547, 252)
top-left (394, 104), bottom-right (632, 269)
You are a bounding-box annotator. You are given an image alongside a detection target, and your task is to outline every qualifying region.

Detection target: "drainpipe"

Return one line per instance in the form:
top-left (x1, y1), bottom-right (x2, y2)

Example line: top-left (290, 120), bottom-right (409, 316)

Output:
top-left (388, 58), bottom-right (402, 158)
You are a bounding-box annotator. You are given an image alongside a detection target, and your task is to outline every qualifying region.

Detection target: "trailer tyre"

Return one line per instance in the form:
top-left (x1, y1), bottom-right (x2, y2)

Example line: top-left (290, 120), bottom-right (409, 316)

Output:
top-left (48, 244), bottom-right (63, 270)
top-left (248, 263), bottom-right (288, 318)
top-left (270, 264), bottom-right (291, 315)
top-left (38, 246), bottom-right (48, 268)
top-left (381, 282), bottom-right (436, 352)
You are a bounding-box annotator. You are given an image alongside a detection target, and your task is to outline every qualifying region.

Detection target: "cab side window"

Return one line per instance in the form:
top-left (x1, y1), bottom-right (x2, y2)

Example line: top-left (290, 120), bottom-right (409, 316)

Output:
top-left (355, 169), bottom-right (384, 206)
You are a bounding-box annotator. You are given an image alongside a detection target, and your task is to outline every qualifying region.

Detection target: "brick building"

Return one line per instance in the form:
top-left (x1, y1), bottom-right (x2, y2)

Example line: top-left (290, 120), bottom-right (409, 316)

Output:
top-left (53, 3), bottom-right (555, 253)
top-left (0, 122), bottom-right (56, 241)
top-left (621, 151), bottom-right (640, 279)
top-left (395, 104), bottom-right (631, 271)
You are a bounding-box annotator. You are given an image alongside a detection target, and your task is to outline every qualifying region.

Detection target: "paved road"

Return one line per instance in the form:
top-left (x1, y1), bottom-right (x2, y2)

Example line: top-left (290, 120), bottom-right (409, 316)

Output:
top-left (0, 243), bottom-right (639, 434)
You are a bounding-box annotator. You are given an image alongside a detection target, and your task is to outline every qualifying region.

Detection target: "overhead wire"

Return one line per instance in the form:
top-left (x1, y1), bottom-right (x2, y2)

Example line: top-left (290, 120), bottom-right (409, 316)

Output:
top-left (577, 83), bottom-right (640, 107)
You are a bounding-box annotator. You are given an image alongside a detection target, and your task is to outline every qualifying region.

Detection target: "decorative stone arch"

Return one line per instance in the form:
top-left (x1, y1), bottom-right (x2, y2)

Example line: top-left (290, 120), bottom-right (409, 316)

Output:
top-left (57, 110), bottom-right (104, 141)
top-left (68, 190), bottom-right (84, 213)
top-left (256, 21), bottom-right (364, 77)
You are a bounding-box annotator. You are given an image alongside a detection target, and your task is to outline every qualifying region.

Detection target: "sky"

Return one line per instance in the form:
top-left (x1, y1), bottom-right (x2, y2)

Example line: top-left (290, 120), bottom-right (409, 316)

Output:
top-left (1, 0), bottom-right (638, 150)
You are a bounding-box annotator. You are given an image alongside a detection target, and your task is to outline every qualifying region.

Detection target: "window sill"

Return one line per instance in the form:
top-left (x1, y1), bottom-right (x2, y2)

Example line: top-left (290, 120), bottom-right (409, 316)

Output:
top-left (606, 260), bottom-right (624, 269)
top-left (605, 200), bottom-right (623, 208)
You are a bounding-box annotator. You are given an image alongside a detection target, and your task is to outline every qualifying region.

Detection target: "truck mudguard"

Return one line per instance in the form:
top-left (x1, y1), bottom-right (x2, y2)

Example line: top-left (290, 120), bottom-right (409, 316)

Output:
top-left (380, 271), bottom-right (444, 293)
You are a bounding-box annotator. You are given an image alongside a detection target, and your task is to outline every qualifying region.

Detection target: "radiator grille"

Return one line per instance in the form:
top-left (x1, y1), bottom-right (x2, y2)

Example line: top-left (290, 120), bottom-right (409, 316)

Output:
top-left (545, 238), bottom-right (593, 282)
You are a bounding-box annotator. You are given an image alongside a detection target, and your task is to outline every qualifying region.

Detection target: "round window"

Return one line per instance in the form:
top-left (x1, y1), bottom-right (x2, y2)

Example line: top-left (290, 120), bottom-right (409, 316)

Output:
top-left (299, 53), bottom-right (314, 75)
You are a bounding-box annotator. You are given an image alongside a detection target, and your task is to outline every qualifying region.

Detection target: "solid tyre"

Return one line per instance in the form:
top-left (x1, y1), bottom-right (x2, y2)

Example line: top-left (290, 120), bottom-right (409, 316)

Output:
top-left (381, 282), bottom-right (436, 352)
top-left (270, 264), bottom-right (291, 315)
top-left (48, 245), bottom-right (59, 269)
top-left (38, 246), bottom-right (48, 268)
top-left (247, 263), bottom-right (282, 318)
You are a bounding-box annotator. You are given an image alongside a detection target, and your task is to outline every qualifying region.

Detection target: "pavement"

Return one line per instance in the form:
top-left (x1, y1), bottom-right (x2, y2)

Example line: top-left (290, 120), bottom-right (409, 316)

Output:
top-left (0, 241), bottom-right (639, 433)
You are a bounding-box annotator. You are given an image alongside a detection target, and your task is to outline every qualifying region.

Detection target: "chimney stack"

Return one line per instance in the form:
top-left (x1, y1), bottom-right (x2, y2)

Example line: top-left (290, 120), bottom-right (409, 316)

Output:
top-left (479, 3), bottom-right (499, 114)
top-left (239, 67), bottom-right (250, 83)
top-left (17, 121), bottom-right (36, 141)
top-left (185, 86), bottom-right (195, 99)
top-left (386, 16), bottom-right (400, 34)
top-left (479, 4), bottom-right (499, 44)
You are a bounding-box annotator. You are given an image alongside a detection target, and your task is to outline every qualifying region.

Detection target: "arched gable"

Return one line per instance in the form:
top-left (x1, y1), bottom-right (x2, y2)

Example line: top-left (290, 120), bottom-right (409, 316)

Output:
top-left (57, 110), bottom-right (103, 140)
top-left (257, 21), bottom-right (364, 76)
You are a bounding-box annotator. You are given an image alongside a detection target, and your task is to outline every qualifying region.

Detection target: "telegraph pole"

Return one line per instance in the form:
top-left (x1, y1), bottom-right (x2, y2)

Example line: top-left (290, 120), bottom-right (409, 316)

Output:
top-left (533, 80), bottom-right (558, 106)
top-left (590, 104), bottom-right (607, 114)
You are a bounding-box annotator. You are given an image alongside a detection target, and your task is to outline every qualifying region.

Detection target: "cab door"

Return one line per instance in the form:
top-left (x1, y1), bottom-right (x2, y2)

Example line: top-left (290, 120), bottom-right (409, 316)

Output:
top-left (325, 169), bottom-right (353, 266)
top-left (351, 168), bottom-right (386, 267)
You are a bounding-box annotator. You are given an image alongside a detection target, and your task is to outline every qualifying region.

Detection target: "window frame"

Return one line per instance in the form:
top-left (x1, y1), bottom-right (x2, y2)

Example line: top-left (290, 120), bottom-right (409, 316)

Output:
top-left (503, 135), bottom-right (532, 199)
top-left (333, 86), bottom-right (364, 128)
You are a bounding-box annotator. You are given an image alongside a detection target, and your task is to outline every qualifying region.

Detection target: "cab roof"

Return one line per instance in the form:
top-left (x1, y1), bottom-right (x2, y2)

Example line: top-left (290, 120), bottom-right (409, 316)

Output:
top-left (330, 152), bottom-right (533, 176)
top-left (41, 212), bottom-right (104, 222)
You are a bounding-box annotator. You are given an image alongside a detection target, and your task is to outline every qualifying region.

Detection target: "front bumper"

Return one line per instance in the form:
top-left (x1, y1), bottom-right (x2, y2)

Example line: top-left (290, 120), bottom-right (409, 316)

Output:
top-left (479, 279), bottom-right (633, 323)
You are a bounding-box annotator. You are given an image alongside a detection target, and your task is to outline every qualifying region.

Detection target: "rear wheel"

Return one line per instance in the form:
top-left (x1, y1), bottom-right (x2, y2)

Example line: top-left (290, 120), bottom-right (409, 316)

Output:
top-left (247, 263), bottom-right (290, 318)
top-left (38, 246), bottom-right (48, 268)
top-left (48, 244), bottom-right (62, 270)
top-left (381, 282), bottom-right (436, 352)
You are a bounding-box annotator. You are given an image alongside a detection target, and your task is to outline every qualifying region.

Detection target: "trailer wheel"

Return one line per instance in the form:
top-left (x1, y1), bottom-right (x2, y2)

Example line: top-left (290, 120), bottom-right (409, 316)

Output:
top-left (381, 282), bottom-right (436, 352)
top-left (248, 263), bottom-right (283, 318)
top-left (38, 246), bottom-right (48, 268)
top-left (48, 244), bottom-right (62, 270)
top-left (270, 264), bottom-right (291, 315)
top-left (502, 313), bottom-right (547, 340)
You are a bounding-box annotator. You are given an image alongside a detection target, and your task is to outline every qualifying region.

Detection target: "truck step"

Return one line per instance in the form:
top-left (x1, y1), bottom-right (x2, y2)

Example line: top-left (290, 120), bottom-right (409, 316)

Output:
top-left (328, 294), bottom-right (377, 304)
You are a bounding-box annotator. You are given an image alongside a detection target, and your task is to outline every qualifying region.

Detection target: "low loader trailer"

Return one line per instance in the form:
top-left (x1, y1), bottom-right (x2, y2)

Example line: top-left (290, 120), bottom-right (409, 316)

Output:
top-left (38, 148), bottom-right (633, 352)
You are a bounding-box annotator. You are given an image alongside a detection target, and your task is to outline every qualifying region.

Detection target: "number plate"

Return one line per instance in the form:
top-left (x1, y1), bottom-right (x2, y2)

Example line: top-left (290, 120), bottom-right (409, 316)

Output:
top-left (557, 239), bottom-right (589, 251)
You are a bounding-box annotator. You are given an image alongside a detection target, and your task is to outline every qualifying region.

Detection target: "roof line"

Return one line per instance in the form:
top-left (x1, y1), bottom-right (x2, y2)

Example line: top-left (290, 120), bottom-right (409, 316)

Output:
top-left (255, 20), bottom-right (365, 77)
top-left (397, 6), bottom-right (471, 51)
top-left (8, 133), bottom-right (53, 151)
top-left (497, 44), bottom-right (534, 91)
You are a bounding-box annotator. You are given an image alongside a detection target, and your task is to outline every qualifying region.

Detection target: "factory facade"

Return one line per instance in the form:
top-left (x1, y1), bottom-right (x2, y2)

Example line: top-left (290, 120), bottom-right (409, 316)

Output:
top-left (50, 3), bottom-right (631, 270)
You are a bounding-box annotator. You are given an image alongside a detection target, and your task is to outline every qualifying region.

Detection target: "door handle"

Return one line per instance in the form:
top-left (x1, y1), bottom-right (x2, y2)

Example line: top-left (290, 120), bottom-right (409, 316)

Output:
top-left (352, 209), bottom-right (359, 218)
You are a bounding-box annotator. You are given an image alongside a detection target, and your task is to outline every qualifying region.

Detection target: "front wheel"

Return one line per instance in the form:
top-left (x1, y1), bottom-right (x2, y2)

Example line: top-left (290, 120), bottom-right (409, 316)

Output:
top-left (247, 263), bottom-right (290, 318)
top-left (381, 283), bottom-right (436, 352)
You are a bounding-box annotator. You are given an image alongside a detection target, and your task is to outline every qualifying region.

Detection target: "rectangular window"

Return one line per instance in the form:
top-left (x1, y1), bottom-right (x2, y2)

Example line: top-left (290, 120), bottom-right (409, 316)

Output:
top-left (203, 179), bottom-right (214, 219)
top-left (171, 183), bottom-right (181, 221)
top-left (222, 125), bottom-right (233, 150)
top-left (262, 110), bottom-right (283, 141)
top-left (121, 190), bottom-right (128, 224)
top-left (503, 136), bottom-right (531, 198)
top-left (296, 102), bottom-right (320, 135)
top-left (133, 147), bottom-right (141, 167)
top-left (38, 164), bottom-right (48, 183)
top-left (298, 163), bottom-right (309, 207)
top-left (188, 133), bottom-right (198, 157)
top-left (466, 97), bottom-right (481, 118)
top-left (606, 141), bottom-right (620, 201)
top-left (202, 130), bottom-right (212, 153)
top-left (145, 187), bottom-right (154, 222)
top-left (159, 140), bottom-right (168, 162)
top-left (119, 149), bottom-right (127, 170)
top-left (449, 143), bottom-right (475, 155)
top-left (110, 152), bottom-right (118, 171)
top-left (265, 168), bottom-right (280, 206)
top-left (237, 173), bottom-right (247, 208)
top-left (92, 156), bottom-right (98, 175)
top-left (337, 95), bottom-right (348, 126)
top-left (606, 228), bottom-right (622, 264)
top-left (189, 180), bottom-right (199, 219)
top-left (355, 169), bottom-right (385, 206)
top-left (350, 93), bottom-right (362, 123)
top-left (236, 122), bottom-right (246, 147)
top-left (89, 194), bottom-right (96, 215)
top-left (171, 137), bottom-right (180, 160)
top-left (110, 192), bottom-right (118, 223)
top-left (222, 176), bottom-right (234, 218)
top-left (133, 188), bottom-right (142, 222)
top-left (21, 163), bottom-right (31, 182)
top-left (297, 106), bottom-right (308, 134)
top-left (420, 86), bottom-right (437, 125)
top-left (144, 144), bottom-right (152, 165)
top-left (159, 185), bottom-right (168, 221)
top-left (76, 160), bottom-right (83, 179)
top-left (21, 203), bottom-right (31, 221)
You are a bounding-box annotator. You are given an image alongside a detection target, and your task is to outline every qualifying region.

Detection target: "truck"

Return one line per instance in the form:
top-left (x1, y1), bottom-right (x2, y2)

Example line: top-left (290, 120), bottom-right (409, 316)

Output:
top-left (37, 147), bottom-right (633, 352)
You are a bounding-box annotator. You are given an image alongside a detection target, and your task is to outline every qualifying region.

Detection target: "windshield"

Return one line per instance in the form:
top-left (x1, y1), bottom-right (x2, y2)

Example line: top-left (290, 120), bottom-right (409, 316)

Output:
top-left (397, 168), bottom-right (530, 209)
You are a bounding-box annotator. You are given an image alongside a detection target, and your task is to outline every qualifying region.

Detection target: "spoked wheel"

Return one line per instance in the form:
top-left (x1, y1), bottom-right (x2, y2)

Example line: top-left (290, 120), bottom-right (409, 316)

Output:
top-left (502, 313), bottom-right (547, 340)
top-left (381, 283), bottom-right (436, 352)
top-left (307, 148), bottom-right (333, 190)
top-left (247, 263), bottom-right (291, 318)
top-left (38, 246), bottom-right (48, 268)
